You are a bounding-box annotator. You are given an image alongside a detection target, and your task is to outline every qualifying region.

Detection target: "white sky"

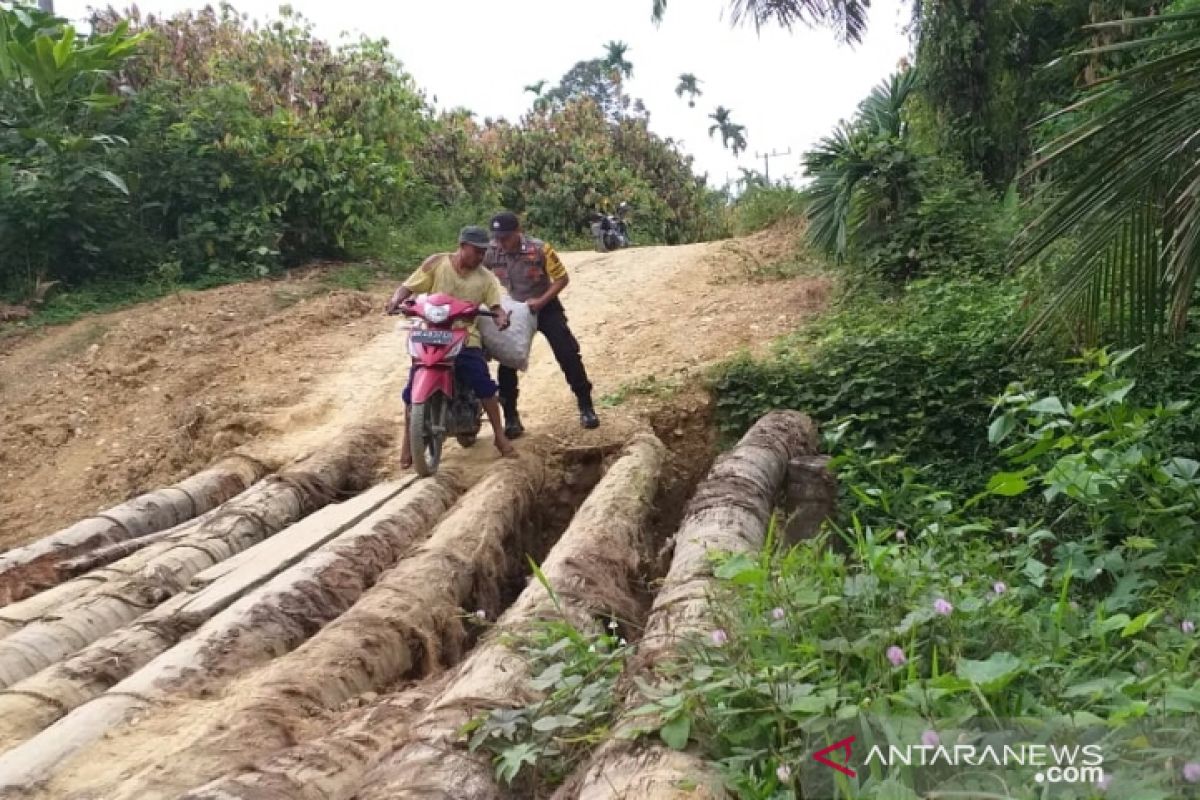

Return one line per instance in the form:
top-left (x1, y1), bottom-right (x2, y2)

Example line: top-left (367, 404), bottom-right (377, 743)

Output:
top-left (57, 0), bottom-right (914, 187)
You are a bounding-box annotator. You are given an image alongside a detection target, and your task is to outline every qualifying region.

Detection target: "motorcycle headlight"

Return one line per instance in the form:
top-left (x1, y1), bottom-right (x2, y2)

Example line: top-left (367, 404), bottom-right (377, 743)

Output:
top-left (424, 304), bottom-right (450, 324)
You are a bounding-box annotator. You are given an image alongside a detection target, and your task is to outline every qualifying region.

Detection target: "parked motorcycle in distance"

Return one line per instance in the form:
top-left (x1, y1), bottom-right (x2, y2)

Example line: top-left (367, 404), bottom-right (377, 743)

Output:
top-left (589, 203), bottom-right (631, 252)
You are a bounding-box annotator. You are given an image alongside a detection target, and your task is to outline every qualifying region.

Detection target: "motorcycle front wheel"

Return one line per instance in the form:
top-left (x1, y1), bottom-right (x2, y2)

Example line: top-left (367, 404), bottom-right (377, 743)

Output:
top-left (410, 396), bottom-right (446, 477)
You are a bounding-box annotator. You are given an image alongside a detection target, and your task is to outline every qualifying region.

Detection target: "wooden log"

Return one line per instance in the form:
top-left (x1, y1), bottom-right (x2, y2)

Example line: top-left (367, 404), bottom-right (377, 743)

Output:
top-left (557, 410), bottom-right (819, 800)
top-left (0, 453), bottom-right (542, 798)
top-left (0, 496), bottom-right (250, 639)
top-left (0, 474), bottom-right (458, 754)
top-left (781, 455), bottom-right (837, 546)
top-left (0, 456), bottom-right (267, 606)
top-left (0, 429), bottom-right (381, 690)
top-left (191, 435), bottom-right (665, 800)
top-left (352, 434), bottom-right (666, 800)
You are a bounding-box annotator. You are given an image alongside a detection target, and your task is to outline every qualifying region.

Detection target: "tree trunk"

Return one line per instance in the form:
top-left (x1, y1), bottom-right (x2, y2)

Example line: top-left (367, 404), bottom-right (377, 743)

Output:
top-left (0, 494), bottom-right (255, 639)
top-left (56, 525), bottom-right (202, 580)
top-left (183, 683), bottom-right (446, 800)
top-left (4, 454), bottom-right (544, 799)
top-left (0, 474), bottom-right (459, 754)
top-left (0, 456), bottom-right (266, 606)
top-left (0, 430), bottom-right (380, 690)
top-left (345, 434), bottom-right (665, 800)
top-left (781, 455), bottom-right (837, 546)
top-left (558, 411), bottom-right (818, 800)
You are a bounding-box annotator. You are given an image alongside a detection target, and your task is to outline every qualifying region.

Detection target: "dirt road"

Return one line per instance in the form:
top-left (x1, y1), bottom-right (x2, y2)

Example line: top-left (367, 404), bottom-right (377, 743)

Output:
top-left (1, 227), bottom-right (827, 550)
top-left (0, 226), bottom-right (830, 799)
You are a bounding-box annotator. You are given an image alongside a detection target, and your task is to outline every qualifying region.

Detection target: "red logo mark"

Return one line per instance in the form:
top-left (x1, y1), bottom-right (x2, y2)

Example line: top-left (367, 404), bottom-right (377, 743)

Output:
top-left (813, 735), bottom-right (857, 778)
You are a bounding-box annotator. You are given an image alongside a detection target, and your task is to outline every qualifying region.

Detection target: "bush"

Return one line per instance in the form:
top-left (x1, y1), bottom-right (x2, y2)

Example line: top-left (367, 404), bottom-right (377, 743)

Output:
top-left (731, 183), bottom-right (807, 235)
top-left (861, 158), bottom-right (1011, 280)
top-left (489, 100), bottom-right (722, 245)
top-left (460, 354), bottom-right (1200, 799)
top-left (3, 5), bottom-right (725, 315)
top-left (1, 5), bottom-right (427, 301)
top-left (642, 354), bottom-right (1200, 799)
top-left (713, 277), bottom-right (1065, 489)
top-left (359, 200), bottom-right (501, 272)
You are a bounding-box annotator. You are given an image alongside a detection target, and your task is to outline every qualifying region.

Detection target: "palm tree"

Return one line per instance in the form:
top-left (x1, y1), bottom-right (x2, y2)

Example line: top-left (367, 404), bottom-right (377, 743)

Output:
top-left (603, 40), bottom-right (633, 79)
top-left (708, 106), bottom-right (734, 139)
top-left (1011, 10), bottom-right (1200, 345)
top-left (652, 0), bottom-right (871, 44)
top-left (707, 106), bottom-right (749, 155)
top-left (524, 79), bottom-right (550, 113)
top-left (726, 124), bottom-right (748, 157)
top-left (803, 69), bottom-right (918, 261)
top-left (675, 73), bottom-right (702, 108)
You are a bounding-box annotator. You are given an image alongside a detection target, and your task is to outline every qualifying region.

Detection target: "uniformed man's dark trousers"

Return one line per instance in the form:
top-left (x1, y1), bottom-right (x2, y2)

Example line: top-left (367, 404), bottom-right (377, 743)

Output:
top-left (498, 299), bottom-right (593, 408)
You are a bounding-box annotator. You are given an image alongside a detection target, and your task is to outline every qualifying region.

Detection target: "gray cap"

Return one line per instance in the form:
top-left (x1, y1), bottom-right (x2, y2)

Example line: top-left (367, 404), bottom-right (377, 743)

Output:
top-left (458, 225), bottom-right (491, 250)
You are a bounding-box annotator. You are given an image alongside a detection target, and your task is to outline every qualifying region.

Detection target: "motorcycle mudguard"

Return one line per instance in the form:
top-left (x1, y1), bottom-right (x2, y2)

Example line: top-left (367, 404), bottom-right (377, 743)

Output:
top-left (410, 365), bottom-right (453, 405)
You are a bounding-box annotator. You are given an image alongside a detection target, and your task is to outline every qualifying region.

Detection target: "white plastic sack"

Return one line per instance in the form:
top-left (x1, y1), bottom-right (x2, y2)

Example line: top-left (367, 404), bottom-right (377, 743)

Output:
top-left (480, 296), bottom-right (536, 372)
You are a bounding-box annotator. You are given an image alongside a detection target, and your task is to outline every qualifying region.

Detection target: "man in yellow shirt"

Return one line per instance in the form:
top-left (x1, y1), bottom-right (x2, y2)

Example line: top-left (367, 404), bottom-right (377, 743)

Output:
top-left (385, 226), bottom-right (514, 467)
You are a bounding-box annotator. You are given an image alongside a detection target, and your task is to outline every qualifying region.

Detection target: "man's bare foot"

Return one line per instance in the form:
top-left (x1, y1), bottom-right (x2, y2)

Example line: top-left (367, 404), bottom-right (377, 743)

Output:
top-left (495, 437), bottom-right (517, 459)
top-left (399, 451), bottom-right (413, 470)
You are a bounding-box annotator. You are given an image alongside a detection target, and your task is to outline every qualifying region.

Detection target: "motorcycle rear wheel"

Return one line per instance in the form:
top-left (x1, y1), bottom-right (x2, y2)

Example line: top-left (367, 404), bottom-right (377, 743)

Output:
top-left (410, 396), bottom-right (445, 477)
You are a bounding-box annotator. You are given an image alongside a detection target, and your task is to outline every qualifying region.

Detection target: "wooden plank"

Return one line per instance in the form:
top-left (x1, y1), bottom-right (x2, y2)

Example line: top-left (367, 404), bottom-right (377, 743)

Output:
top-left (177, 480), bottom-right (415, 620)
top-left (188, 481), bottom-right (409, 591)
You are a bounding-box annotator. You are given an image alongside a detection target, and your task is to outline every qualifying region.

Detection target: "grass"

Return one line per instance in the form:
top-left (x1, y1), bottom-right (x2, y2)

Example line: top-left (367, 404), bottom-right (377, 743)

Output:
top-left (709, 250), bottom-right (827, 287)
top-left (599, 373), bottom-right (684, 407)
top-left (0, 268), bottom-right (258, 335)
top-left (320, 264), bottom-right (377, 292)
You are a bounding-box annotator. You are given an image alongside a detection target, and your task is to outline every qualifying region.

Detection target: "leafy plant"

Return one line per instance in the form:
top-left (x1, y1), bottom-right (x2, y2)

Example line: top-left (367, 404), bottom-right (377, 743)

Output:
top-left (732, 182), bottom-right (807, 235)
top-left (651, 0), bottom-right (872, 45)
top-left (1011, 8), bottom-right (1200, 345)
top-left (802, 69), bottom-right (920, 264)
top-left (465, 565), bottom-right (629, 793)
top-left (713, 277), bottom-right (1060, 491)
top-left (989, 348), bottom-right (1200, 556)
top-left (636, 355), bottom-right (1200, 798)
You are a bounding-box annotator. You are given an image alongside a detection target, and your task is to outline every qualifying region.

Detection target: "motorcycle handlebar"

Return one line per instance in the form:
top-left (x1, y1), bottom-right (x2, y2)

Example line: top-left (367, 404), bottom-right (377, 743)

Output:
top-left (385, 304), bottom-right (496, 318)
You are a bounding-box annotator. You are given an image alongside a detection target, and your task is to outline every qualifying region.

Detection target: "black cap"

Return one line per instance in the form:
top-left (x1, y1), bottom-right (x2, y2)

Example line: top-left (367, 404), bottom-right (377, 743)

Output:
top-left (458, 225), bottom-right (490, 250)
top-left (489, 212), bottom-right (520, 235)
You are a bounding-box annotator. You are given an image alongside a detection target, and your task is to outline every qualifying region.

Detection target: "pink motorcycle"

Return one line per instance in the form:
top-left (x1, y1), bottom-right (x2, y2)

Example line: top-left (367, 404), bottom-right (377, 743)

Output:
top-left (392, 293), bottom-right (494, 476)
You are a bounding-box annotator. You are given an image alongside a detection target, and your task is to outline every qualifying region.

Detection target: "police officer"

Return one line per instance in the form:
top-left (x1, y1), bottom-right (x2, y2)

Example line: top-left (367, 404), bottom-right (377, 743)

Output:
top-left (485, 211), bottom-right (599, 435)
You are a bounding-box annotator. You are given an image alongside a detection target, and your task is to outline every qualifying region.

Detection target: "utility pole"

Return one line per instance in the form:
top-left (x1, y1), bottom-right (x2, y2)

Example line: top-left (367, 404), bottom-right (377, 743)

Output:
top-left (755, 147), bottom-right (792, 184)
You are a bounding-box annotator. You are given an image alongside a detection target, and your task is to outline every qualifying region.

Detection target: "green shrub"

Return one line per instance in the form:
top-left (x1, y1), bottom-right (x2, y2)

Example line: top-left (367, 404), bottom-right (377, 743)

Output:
top-left (643, 353), bottom-right (1200, 799)
top-left (732, 183), bottom-right (807, 235)
top-left (861, 159), bottom-right (1011, 280)
top-left (479, 355), bottom-right (1200, 799)
top-left (713, 278), bottom-right (1065, 489)
top-left (2, 6), bottom-right (727, 316)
